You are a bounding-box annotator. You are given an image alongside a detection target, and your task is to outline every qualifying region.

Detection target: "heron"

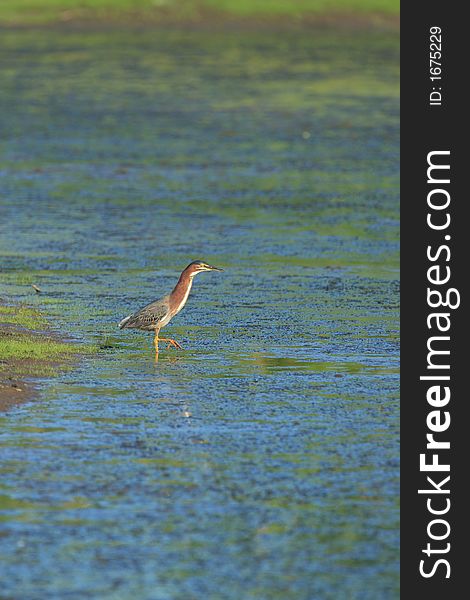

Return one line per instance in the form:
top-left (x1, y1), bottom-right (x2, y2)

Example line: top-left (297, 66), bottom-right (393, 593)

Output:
top-left (118, 261), bottom-right (223, 357)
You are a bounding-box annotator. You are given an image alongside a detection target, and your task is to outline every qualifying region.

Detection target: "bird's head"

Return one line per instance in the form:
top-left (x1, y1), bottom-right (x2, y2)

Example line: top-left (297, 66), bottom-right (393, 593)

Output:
top-left (185, 260), bottom-right (224, 277)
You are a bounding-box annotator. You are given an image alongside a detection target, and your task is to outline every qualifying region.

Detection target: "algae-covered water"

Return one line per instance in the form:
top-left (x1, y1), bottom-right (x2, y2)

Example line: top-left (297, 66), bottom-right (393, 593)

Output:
top-left (0, 29), bottom-right (399, 599)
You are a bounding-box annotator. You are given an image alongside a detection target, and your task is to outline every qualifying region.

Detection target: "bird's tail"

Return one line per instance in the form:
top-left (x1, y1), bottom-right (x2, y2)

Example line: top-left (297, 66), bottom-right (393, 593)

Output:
top-left (118, 315), bottom-right (132, 329)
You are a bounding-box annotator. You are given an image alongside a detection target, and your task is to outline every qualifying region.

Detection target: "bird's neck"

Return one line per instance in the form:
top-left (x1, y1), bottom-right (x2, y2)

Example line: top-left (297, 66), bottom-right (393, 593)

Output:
top-left (170, 270), bottom-right (194, 313)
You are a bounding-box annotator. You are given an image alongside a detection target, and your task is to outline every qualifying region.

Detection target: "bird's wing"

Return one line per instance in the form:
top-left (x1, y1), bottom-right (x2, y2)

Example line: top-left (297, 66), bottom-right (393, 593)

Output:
top-left (119, 296), bottom-right (170, 330)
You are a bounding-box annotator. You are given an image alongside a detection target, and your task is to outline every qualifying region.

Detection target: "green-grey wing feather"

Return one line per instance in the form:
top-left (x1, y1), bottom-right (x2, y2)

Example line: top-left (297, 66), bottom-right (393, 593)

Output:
top-left (119, 297), bottom-right (170, 330)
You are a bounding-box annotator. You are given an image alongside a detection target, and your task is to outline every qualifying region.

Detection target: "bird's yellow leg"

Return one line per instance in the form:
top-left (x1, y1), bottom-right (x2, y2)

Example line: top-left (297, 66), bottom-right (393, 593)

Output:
top-left (154, 331), bottom-right (160, 358)
top-left (159, 338), bottom-right (184, 350)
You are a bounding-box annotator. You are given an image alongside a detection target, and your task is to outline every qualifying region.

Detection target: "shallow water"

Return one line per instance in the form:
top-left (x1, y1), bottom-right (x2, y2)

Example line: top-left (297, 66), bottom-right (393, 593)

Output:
top-left (0, 29), bottom-right (399, 598)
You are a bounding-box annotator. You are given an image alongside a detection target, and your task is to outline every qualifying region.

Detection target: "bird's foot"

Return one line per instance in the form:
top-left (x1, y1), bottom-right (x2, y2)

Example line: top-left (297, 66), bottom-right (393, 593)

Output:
top-left (159, 338), bottom-right (184, 350)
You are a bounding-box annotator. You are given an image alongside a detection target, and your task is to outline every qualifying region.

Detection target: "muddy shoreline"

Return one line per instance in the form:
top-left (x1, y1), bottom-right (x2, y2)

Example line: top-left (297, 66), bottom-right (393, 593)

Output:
top-left (0, 305), bottom-right (82, 411)
top-left (0, 365), bottom-right (36, 411)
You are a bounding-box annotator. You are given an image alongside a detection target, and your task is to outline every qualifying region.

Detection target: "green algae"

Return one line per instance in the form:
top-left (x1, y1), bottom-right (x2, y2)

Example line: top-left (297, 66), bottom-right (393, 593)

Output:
top-left (0, 0), bottom-right (399, 28)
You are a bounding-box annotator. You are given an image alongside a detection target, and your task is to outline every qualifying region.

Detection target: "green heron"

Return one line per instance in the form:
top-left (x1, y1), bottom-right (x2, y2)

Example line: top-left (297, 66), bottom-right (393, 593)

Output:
top-left (118, 260), bottom-right (223, 357)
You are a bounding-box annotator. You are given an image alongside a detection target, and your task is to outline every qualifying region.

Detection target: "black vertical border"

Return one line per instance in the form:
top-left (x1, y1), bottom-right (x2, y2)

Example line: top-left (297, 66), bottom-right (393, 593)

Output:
top-left (401, 2), bottom-right (466, 596)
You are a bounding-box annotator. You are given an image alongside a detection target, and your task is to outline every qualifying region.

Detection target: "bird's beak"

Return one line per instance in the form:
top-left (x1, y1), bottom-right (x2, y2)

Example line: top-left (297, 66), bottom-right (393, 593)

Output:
top-left (208, 265), bottom-right (224, 271)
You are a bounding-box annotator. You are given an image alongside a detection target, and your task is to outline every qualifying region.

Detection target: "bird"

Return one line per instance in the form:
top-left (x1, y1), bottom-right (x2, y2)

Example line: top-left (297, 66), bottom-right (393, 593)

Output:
top-left (118, 261), bottom-right (223, 357)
